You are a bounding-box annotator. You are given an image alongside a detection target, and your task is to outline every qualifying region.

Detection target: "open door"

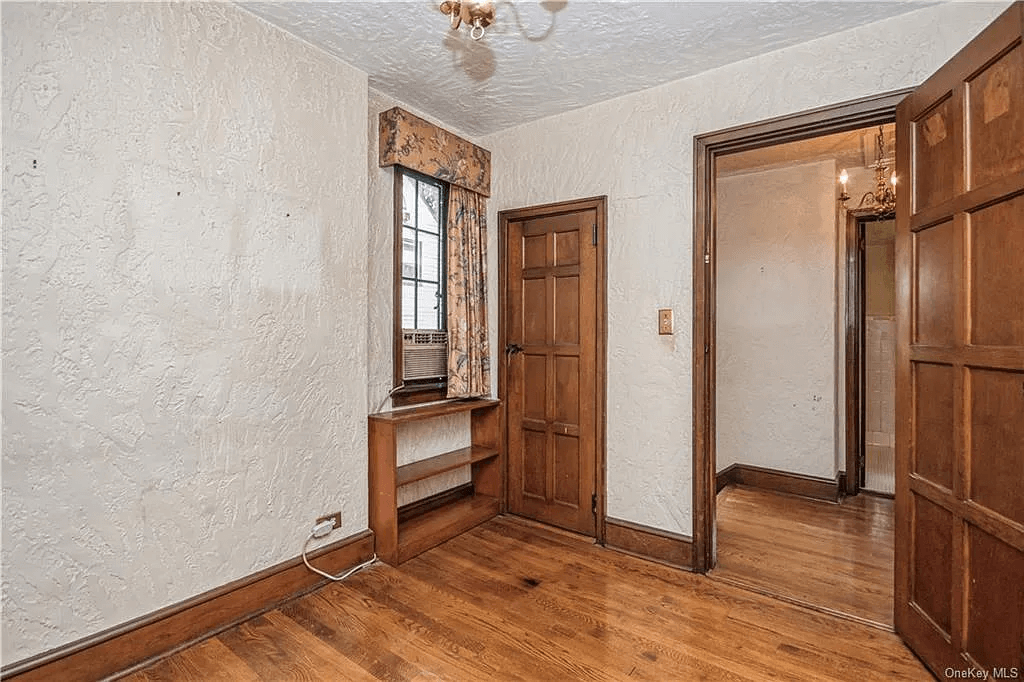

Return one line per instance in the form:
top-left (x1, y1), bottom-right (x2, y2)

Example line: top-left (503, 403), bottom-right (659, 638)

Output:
top-left (895, 2), bottom-right (1024, 677)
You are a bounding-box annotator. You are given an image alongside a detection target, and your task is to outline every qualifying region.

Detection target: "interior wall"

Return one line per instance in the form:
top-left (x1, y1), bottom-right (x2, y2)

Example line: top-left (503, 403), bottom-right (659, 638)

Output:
top-left (2, 3), bottom-right (369, 663)
top-left (482, 2), bottom-right (1007, 536)
top-left (715, 160), bottom-right (838, 479)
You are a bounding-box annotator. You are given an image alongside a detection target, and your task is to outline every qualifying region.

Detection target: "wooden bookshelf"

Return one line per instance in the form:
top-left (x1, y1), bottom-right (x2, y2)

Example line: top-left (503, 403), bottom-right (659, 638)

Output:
top-left (368, 398), bottom-right (502, 565)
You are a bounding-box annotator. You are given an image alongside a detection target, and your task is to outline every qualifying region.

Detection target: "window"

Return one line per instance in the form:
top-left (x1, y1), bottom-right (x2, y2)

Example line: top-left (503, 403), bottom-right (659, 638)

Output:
top-left (393, 167), bottom-right (448, 405)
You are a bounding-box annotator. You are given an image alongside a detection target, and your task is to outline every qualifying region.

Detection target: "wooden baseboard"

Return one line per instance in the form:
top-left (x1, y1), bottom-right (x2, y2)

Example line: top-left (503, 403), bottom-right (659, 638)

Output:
top-left (716, 463), bottom-right (844, 502)
top-left (2, 529), bottom-right (375, 681)
top-left (604, 517), bottom-right (693, 571)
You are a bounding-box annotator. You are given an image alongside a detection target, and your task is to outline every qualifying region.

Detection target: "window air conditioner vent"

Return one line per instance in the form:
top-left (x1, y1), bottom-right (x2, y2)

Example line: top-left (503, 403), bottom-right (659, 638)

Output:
top-left (403, 330), bottom-right (448, 381)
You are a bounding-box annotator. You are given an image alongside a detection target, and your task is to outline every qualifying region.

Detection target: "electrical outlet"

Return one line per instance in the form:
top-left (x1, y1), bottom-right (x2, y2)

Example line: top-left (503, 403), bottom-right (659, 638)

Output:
top-left (658, 308), bottom-right (673, 335)
top-left (316, 512), bottom-right (342, 531)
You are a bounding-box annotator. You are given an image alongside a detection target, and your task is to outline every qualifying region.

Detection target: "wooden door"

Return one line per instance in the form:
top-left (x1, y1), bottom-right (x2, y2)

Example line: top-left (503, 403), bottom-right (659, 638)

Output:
top-left (895, 3), bottom-right (1024, 677)
top-left (501, 198), bottom-right (605, 536)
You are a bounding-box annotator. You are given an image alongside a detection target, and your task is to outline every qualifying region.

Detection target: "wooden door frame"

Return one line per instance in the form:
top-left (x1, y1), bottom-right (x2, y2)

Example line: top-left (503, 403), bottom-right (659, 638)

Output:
top-left (497, 196), bottom-right (608, 543)
top-left (844, 210), bottom-right (897, 497)
top-left (692, 90), bottom-right (912, 573)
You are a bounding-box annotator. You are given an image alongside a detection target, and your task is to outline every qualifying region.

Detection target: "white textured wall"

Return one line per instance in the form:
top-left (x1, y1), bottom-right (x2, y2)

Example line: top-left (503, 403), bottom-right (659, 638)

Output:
top-left (2, 2), bottom-right (368, 663)
top-left (483, 3), bottom-right (1007, 536)
top-left (716, 161), bottom-right (838, 479)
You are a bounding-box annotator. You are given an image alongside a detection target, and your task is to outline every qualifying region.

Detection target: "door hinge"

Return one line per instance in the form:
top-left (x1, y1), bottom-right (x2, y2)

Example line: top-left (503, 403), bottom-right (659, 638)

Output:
top-left (591, 493), bottom-right (598, 515)
top-left (592, 223), bottom-right (598, 245)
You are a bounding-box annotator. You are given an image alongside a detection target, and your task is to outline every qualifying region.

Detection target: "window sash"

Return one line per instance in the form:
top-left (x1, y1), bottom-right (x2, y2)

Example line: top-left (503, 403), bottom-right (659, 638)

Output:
top-left (393, 167), bottom-right (449, 406)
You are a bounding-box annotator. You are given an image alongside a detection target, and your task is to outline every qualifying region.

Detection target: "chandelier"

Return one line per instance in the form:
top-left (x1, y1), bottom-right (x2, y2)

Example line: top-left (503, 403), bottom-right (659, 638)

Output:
top-left (839, 126), bottom-right (897, 215)
top-left (440, 1), bottom-right (495, 41)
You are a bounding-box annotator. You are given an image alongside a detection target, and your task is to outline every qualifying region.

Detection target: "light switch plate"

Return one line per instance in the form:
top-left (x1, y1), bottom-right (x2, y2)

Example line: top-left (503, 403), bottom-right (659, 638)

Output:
top-left (658, 308), bottom-right (673, 335)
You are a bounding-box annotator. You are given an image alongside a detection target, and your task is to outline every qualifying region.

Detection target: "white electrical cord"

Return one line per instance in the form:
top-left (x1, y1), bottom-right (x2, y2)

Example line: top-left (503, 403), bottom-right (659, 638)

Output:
top-left (374, 383), bottom-right (406, 414)
top-left (302, 531), bottom-right (378, 582)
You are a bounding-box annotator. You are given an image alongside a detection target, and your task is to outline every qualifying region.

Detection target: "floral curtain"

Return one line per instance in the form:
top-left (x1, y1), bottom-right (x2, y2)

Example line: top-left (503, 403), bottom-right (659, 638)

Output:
top-left (446, 186), bottom-right (491, 398)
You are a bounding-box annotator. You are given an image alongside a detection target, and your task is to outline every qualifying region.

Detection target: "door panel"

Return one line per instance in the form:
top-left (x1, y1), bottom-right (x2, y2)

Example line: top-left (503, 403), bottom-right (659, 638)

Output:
top-left (969, 368), bottom-right (1024, 526)
top-left (895, 3), bottom-right (1024, 677)
top-left (970, 193), bottom-right (1024, 346)
top-left (967, 42), bottom-right (1024, 188)
top-left (505, 202), bottom-right (601, 536)
top-left (912, 362), bottom-right (955, 491)
top-left (913, 96), bottom-right (958, 211)
top-left (913, 220), bottom-right (956, 345)
top-left (966, 527), bottom-right (1024, 670)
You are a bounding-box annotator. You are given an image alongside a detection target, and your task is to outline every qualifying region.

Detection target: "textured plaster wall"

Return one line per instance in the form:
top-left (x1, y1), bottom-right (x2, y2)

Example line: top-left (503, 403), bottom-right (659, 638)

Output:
top-left (716, 161), bottom-right (838, 479)
top-left (2, 2), bottom-right (368, 663)
top-left (366, 89), bottom-right (481, 504)
top-left (482, 3), bottom-right (1007, 536)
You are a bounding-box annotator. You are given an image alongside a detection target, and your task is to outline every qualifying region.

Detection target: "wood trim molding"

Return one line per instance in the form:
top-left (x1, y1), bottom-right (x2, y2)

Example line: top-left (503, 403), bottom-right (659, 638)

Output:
top-left (844, 211), bottom-right (865, 496)
top-left (604, 517), bottom-right (693, 571)
top-left (1, 530), bottom-right (375, 682)
top-left (691, 89), bottom-right (911, 573)
top-left (716, 463), bottom-right (846, 503)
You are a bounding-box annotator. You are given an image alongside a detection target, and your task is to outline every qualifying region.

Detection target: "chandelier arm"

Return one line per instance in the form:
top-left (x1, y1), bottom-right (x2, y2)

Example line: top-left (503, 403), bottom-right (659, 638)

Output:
top-left (857, 192), bottom-right (879, 209)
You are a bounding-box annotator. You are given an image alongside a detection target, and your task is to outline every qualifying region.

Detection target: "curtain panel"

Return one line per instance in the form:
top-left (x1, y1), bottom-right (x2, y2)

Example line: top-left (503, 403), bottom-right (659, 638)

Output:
top-left (446, 186), bottom-right (491, 398)
top-left (378, 107), bottom-right (491, 197)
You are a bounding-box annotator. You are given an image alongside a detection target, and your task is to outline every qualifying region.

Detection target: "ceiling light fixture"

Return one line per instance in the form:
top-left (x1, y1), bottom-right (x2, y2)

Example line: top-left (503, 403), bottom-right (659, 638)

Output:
top-left (839, 126), bottom-right (897, 215)
top-left (440, 1), bottom-right (495, 41)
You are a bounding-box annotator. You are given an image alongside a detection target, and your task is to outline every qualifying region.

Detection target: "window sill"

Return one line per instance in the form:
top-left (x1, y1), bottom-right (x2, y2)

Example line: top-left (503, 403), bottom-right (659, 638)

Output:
top-left (391, 384), bottom-right (448, 407)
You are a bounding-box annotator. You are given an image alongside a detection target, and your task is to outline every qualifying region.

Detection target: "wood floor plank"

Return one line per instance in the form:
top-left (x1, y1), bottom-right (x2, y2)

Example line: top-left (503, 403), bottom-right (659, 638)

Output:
top-left (217, 611), bottom-right (375, 681)
top-left (464, 519), bottom-right (920, 682)
top-left (409, 534), bottom-right (775, 680)
top-left (713, 485), bottom-right (895, 627)
top-left (278, 592), bottom-right (431, 682)
top-left (349, 558), bottom-right (619, 681)
top-left (303, 579), bottom-right (520, 681)
top-left (119, 639), bottom-right (259, 682)
top-left (128, 514), bottom-right (925, 681)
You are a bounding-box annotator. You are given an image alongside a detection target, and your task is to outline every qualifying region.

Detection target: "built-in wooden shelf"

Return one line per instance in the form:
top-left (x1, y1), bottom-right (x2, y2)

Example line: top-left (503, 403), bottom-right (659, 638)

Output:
top-left (369, 397), bottom-right (502, 566)
top-left (398, 493), bottom-right (500, 564)
top-left (396, 445), bottom-right (499, 487)
top-left (370, 398), bottom-right (500, 424)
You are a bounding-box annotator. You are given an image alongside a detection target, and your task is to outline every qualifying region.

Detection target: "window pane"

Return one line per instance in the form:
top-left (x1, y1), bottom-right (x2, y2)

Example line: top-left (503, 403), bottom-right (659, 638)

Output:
top-left (401, 280), bottom-right (416, 329)
top-left (402, 228), bottom-right (417, 279)
top-left (418, 230), bottom-right (440, 282)
top-left (402, 176), bottom-right (417, 227)
top-left (418, 181), bottom-right (440, 233)
top-left (417, 281), bottom-right (441, 330)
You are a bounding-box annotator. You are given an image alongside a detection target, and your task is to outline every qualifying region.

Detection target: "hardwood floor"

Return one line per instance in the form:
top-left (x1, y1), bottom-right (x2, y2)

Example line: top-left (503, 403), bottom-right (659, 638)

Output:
top-left (713, 485), bottom-right (895, 629)
top-left (124, 514), bottom-right (925, 681)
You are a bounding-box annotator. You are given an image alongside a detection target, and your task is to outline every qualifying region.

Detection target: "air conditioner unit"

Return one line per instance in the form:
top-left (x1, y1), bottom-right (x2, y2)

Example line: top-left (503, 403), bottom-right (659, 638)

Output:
top-left (402, 330), bottom-right (448, 381)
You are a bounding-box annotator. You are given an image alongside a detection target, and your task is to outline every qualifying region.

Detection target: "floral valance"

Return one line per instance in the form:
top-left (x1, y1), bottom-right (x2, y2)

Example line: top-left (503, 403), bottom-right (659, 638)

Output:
top-left (378, 107), bottom-right (491, 197)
